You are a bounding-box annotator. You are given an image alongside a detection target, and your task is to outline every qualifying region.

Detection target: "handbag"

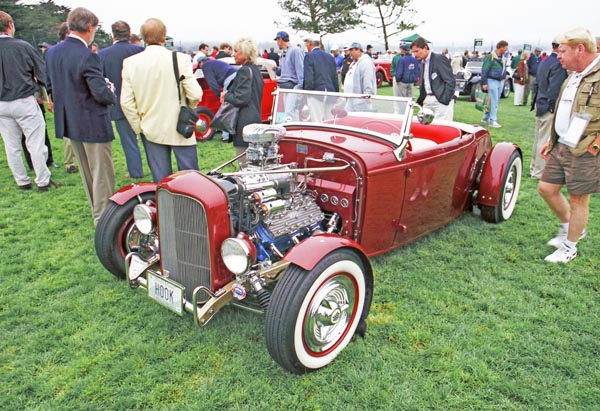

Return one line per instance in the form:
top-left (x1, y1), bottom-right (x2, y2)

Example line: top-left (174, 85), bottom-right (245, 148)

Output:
top-left (212, 65), bottom-right (254, 134)
top-left (172, 51), bottom-right (197, 138)
top-left (211, 101), bottom-right (239, 134)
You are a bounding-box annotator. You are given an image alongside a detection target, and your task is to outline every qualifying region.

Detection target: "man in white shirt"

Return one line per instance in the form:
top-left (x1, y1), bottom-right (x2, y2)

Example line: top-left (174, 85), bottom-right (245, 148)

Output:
top-left (343, 42), bottom-right (376, 111)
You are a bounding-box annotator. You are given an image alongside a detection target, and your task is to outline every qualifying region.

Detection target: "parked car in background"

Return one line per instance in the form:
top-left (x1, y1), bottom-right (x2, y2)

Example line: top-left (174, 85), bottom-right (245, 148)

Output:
top-left (95, 89), bottom-right (522, 374)
top-left (374, 59), bottom-right (393, 88)
top-left (455, 59), bottom-right (513, 101)
top-left (192, 57), bottom-right (278, 141)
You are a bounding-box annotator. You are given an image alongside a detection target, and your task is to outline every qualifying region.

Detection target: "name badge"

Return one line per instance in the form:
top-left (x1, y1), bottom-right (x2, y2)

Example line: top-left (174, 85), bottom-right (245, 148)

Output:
top-left (559, 112), bottom-right (592, 148)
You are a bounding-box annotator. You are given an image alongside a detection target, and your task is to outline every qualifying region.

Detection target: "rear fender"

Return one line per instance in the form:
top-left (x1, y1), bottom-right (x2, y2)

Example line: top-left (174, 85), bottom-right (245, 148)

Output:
top-left (477, 143), bottom-right (521, 207)
top-left (109, 182), bottom-right (158, 206)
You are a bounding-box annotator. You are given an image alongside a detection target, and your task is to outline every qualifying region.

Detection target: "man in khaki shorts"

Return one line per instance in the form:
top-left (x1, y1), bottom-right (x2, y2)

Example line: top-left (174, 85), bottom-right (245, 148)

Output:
top-left (538, 27), bottom-right (600, 263)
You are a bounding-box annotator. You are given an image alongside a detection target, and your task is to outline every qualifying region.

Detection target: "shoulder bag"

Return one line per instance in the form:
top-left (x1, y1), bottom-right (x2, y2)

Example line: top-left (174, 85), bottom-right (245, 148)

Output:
top-left (211, 65), bottom-right (254, 135)
top-left (173, 51), bottom-right (197, 138)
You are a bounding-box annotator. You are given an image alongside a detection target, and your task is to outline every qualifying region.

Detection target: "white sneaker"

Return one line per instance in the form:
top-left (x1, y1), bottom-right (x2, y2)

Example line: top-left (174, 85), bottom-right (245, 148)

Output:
top-left (489, 121), bottom-right (502, 128)
top-left (481, 117), bottom-right (490, 124)
top-left (547, 228), bottom-right (587, 248)
top-left (544, 243), bottom-right (577, 263)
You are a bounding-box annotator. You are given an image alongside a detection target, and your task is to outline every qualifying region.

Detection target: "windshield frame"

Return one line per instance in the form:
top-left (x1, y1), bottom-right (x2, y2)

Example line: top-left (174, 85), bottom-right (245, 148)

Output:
top-left (270, 89), bottom-right (416, 153)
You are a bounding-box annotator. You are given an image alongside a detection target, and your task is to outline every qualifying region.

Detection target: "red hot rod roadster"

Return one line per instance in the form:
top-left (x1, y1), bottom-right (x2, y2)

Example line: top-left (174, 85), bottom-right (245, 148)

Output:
top-left (95, 89), bottom-right (522, 374)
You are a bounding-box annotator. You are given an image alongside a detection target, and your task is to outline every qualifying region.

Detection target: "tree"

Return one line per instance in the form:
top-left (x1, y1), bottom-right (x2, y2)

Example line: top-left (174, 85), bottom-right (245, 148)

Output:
top-left (1, 0), bottom-right (111, 48)
top-left (277, 0), bottom-right (362, 42)
top-left (360, 0), bottom-right (422, 51)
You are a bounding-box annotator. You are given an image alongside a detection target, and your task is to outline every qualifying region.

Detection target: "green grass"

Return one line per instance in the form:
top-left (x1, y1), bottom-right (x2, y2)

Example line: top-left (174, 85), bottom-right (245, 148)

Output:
top-left (1, 88), bottom-right (599, 411)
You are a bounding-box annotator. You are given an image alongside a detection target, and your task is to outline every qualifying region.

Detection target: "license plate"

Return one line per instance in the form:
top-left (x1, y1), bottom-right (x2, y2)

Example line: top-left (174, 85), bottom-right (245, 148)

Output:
top-left (147, 273), bottom-right (184, 315)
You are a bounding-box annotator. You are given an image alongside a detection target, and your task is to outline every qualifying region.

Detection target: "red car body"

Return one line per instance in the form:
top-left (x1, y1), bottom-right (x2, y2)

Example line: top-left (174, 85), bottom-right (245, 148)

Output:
top-left (96, 90), bottom-right (522, 374)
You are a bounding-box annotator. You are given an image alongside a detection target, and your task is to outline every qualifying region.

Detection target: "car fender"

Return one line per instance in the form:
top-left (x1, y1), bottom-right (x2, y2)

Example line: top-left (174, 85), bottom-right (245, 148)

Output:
top-left (108, 182), bottom-right (158, 206)
top-left (284, 233), bottom-right (372, 274)
top-left (477, 142), bottom-right (522, 207)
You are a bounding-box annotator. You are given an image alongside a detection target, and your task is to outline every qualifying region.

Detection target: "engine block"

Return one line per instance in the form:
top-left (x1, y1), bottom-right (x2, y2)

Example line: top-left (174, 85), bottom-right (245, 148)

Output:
top-left (215, 124), bottom-right (327, 262)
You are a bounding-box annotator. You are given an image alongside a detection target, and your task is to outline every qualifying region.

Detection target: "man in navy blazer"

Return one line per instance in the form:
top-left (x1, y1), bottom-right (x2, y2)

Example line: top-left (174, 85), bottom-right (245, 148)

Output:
top-left (303, 36), bottom-right (339, 121)
top-left (411, 37), bottom-right (456, 121)
top-left (530, 39), bottom-right (567, 179)
top-left (99, 20), bottom-right (145, 178)
top-left (46, 7), bottom-right (117, 225)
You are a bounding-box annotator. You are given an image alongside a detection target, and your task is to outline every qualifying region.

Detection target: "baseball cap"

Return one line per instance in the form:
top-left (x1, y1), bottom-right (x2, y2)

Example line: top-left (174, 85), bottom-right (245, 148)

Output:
top-left (196, 54), bottom-right (208, 63)
top-left (274, 31), bottom-right (289, 41)
top-left (331, 45), bottom-right (339, 51)
top-left (349, 42), bottom-right (362, 50)
top-left (303, 34), bottom-right (320, 43)
top-left (400, 44), bottom-right (410, 51)
top-left (38, 42), bottom-right (50, 48)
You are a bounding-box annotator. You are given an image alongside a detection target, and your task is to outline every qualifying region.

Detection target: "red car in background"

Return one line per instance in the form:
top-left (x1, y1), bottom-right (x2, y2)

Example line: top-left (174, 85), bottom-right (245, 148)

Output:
top-left (374, 58), bottom-right (393, 88)
top-left (193, 57), bottom-right (278, 141)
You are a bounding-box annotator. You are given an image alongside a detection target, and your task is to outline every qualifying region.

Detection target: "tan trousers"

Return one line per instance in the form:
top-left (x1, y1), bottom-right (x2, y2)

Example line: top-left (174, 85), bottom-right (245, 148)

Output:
top-left (531, 111), bottom-right (553, 179)
top-left (70, 140), bottom-right (115, 226)
top-left (62, 137), bottom-right (76, 168)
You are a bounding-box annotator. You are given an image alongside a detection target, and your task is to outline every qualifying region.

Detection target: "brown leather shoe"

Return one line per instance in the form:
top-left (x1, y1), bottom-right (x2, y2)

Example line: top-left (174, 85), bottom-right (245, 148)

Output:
top-left (66, 165), bottom-right (78, 173)
top-left (38, 181), bottom-right (62, 192)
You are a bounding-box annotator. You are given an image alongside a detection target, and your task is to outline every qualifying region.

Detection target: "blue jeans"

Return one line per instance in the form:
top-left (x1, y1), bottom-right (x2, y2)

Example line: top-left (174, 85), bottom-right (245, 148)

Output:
top-left (487, 78), bottom-right (503, 122)
top-left (115, 118), bottom-right (144, 178)
top-left (140, 135), bottom-right (199, 182)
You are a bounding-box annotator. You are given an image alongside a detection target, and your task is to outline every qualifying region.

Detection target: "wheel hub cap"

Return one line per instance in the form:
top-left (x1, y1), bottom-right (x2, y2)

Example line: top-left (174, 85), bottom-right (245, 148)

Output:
top-left (304, 276), bottom-right (355, 353)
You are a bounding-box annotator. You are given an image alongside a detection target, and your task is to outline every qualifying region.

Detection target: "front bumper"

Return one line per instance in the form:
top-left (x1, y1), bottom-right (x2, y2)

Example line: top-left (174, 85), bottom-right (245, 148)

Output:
top-left (125, 251), bottom-right (291, 326)
top-left (126, 252), bottom-right (235, 326)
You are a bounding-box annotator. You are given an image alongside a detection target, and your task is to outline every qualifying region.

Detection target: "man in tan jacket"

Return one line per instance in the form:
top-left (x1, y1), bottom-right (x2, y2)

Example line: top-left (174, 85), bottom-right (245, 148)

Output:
top-left (121, 18), bottom-right (202, 182)
top-left (538, 27), bottom-right (600, 263)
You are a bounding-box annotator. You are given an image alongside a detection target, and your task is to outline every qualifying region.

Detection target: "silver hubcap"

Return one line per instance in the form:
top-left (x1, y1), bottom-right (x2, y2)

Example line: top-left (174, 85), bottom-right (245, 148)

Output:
top-left (304, 275), bottom-right (356, 353)
top-left (503, 165), bottom-right (517, 210)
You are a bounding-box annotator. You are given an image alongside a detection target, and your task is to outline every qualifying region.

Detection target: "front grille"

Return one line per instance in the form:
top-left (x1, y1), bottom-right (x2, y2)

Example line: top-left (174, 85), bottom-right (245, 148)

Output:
top-left (157, 189), bottom-right (211, 301)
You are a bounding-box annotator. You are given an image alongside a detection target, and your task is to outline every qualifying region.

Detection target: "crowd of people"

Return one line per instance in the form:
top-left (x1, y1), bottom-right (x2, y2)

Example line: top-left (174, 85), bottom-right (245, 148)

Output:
top-left (1, 7), bottom-right (599, 263)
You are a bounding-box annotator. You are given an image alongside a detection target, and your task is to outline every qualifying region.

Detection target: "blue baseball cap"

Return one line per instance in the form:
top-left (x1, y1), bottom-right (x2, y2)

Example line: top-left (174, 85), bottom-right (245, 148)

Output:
top-left (274, 31), bottom-right (289, 41)
top-left (349, 42), bottom-right (362, 51)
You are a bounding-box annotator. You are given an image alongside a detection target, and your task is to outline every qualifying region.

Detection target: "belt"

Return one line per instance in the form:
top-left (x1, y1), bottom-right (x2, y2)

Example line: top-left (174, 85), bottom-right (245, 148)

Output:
top-left (278, 80), bottom-right (297, 89)
top-left (427, 93), bottom-right (434, 96)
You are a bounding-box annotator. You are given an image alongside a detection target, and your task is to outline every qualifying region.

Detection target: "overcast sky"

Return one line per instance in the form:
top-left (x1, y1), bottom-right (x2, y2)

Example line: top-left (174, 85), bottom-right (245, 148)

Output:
top-left (45, 0), bottom-right (599, 51)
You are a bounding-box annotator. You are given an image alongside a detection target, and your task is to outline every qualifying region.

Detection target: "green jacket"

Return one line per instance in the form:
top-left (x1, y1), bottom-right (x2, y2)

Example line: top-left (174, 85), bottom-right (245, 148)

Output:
top-left (481, 51), bottom-right (506, 84)
top-left (549, 57), bottom-right (600, 156)
top-left (391, 53), bottom-right (402, 80)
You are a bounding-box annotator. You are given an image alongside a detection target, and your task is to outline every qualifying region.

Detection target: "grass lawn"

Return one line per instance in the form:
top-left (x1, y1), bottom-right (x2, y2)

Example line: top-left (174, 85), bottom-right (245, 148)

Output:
top-left (1, 87), bottom-right (599, 411)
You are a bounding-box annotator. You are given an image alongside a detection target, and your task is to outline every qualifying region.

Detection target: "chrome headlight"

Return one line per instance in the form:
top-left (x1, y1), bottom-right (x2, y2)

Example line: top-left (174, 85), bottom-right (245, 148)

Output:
top-left (464, 71), bottom-right (472, 80)
top-left (133, 203), bottom-right (156, 235)
top-left (221, 234), bottom-right (256, 275)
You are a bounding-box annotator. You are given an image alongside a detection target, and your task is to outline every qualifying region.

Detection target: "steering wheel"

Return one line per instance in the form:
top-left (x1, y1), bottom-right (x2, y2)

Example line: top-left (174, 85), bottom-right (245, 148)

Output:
top-left (361, 120), bottom-right (399, 135)
top-left (330, 107), bottom-right (348, 118)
